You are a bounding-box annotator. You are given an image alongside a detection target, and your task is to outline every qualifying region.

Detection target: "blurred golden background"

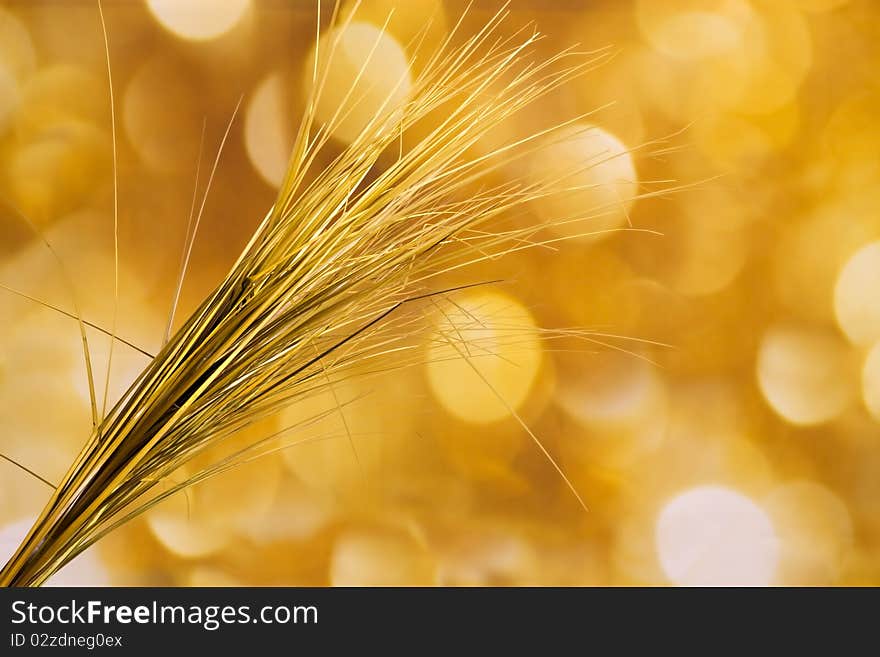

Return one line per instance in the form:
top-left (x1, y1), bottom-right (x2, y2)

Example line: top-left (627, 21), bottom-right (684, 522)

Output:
top-left (1, 0), bottom-right (879, 586)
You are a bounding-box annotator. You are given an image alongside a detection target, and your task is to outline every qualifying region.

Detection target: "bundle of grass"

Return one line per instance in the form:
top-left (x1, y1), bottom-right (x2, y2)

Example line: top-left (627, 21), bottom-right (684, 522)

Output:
top-left (0, 2), bottom-right (661, 586)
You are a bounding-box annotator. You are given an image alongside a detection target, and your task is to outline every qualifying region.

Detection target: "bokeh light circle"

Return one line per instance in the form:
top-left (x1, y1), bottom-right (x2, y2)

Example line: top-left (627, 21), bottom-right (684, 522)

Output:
top-left (1, 516), bottom-right (111, 586)
top-left (756, 325), bottom-right (856, 425)
top-left (635, 1), bottom-right (752, 62)
top-left (304, 22), bottom-right (412, 144)
top-left (527, 124), bottom-right (638, 241)
top-left (765, 480), bottom-right (853, 585)
top-left (245, 72), bottom-right (294, 188)
top-left (425, 289), bottom-right (542, 424)
top-left (862, 341), bottom-right (880, 422)
top-left (330, 526), bottom-right (436, 586)
top-left (834, 241), bottom-right (880, 346)
top-left (655, 485), bottom-right (778, 586)
top-left (146, 0), bottom-right (251, 41)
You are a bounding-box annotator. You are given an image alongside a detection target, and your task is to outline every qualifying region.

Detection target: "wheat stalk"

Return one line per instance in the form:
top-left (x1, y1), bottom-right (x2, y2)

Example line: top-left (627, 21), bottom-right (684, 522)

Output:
top-left (0, 2), bottom-right (660, 587)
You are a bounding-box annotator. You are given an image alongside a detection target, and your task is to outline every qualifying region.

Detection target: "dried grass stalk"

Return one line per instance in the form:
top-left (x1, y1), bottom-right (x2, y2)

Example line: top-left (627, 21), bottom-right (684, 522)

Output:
top-left (0, 3), bottom-right (645, 586)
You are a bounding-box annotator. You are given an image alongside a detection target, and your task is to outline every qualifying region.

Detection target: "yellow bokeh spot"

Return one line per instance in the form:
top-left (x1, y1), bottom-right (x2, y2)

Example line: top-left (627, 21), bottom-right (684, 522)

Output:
top-left (636, 1), bottom-right (810, 117)
top-left (330, 525), bottom-right (436, 586)
top-left (304, 22), bottom-right (412, 144)
top-left (146, 0), bottom-right (251, 42)
top-left (12, 65), bottom-right (105, 139)
top-left (773, 203), bottom-right (875, 324)
top-left (834, 241), bottom-right (880, 346)
top-left (634, 44), bottom-right (749, 120)
top-left (0, 318), bottom-right (88, 516)
top-left (655, 485), bottom-right (779, 586)
top-left (280, 372), bottom-right (418, 495)
top-left (635, 1), bottom-right (752, 61)
top-left (862, 341), bottom-right (880, 422)
top-left (3, 66), bottom-right (109, 223)
top-left (146, 422), bottom-right (282, 559)
top-left (437, 528), bottom-right (538, 585)
top-left (757, 325), bottom-right (856, 425)
top-left (1, 516), bottom-right (111, 586)
top-left (146, 490), bottom-right (232, 559)
top-left (425, 289), bottom-right (542, 425)
top-left (6, 123), bottom-right (108, 224)
top-left (0, 8), bottom-right (36, 82)
top-left (559, 352), bottom-right (663, 428)
top-left (342, 0), bottom-right (448, 65)
top-left (558, 352), bottom-right (668, 472)
top-left (572, 51), bottom-right (646, 149)
top-left (732, 1), bottom-right (812, 116)
top-left (244, 72), bottom-right (295, 188)
top-left (527, 124), bottom-right (637, 241)
top-left (765, 480), bottom-right (853, 584)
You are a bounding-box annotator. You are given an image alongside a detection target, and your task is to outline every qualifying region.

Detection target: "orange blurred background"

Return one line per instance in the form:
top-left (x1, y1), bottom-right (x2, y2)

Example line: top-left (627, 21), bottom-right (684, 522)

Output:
top-left (1, 0), bottom-right (879, 586)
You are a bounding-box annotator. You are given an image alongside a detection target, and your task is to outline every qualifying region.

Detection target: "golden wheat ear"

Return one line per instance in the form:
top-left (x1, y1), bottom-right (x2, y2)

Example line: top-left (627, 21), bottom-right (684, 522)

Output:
top-left (0, 1), bottom-right (658, 587)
